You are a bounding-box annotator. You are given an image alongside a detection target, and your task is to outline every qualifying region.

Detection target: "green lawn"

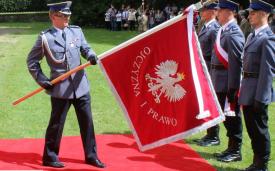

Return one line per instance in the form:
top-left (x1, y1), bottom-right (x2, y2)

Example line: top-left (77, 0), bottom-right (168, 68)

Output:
top-left (0, 22), bottom-right (274, 171)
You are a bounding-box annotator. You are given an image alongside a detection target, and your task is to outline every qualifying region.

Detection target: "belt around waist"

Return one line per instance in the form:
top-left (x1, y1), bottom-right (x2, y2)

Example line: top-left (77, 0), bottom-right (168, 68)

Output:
top-left (211, 64), bottom-right (226, 70)
top-left (243, 72), bottom-right (259, 78)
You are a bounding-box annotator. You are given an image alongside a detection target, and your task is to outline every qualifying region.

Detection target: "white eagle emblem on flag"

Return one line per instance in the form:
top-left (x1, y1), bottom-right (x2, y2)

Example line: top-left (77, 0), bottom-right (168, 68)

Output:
top-left (145, 60), bottom-right (186, 103)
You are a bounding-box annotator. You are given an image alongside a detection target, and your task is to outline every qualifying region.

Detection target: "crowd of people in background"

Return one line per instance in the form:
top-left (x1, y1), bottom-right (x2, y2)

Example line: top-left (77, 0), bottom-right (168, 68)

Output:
top-left (104, 3), bottom-right (275, 35)
top-left (104, 3), bottom-right (183, 32)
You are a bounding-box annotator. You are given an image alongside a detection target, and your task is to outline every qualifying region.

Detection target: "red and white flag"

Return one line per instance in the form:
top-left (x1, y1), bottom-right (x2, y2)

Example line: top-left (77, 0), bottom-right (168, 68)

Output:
top-left (99, 6), bottom-right (224, 151)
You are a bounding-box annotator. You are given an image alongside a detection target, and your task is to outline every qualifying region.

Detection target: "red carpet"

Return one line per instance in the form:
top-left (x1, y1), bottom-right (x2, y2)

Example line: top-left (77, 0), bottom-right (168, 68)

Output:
top-left (0, 135), bottom-right (216, 171)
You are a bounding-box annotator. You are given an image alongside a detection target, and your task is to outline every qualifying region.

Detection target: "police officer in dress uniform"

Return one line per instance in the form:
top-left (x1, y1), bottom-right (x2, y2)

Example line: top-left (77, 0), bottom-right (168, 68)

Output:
top-left (198, 1), bottom-right (220, 70)
top-left (195, 1), bottom-right (222, 146)
top-left (211, 0), bottom-right (245, 162)
top-left (27, 1), bottom-right (105, 168)
top-left (238, 1), bottom-right (274, 170)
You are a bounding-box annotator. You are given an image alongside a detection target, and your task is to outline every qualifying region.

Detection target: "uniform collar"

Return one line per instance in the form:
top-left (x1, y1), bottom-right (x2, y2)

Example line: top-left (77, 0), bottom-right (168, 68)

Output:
top-left (222, 18), bottom-right (236, 31)
top-left (254, 24), bottom-right (269, 36)
top-left (204, 19), bottom-right (216, 28)
top-left (53, 26), bottom-right (66, 35)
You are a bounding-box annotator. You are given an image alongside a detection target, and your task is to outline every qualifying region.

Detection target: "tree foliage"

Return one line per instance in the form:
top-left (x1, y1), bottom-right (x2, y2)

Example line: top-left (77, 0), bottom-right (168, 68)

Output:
top-left (0, 0), bottom-right (30, 12)
top-left (29, 0), bottom-right (47, 11)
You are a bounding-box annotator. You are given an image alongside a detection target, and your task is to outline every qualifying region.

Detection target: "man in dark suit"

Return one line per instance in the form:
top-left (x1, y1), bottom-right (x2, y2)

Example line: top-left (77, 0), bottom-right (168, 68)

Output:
top-left (27, 1), bottom-right (105, 168)
top-left (239, 1), bottom-right (274, 170)
top-left (211, 0), bottom-right (245, 162)
top-left (195, 1), bottom-right (221, 147)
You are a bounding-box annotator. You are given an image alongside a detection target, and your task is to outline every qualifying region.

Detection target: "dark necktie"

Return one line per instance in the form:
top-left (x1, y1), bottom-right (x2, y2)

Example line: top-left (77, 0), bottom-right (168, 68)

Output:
top-left (62, 30), bottom-right (66, 41)
top-left (221, 28), bottom-right (224, 35)
top-left (247, 31), bottom-right (256, 43)
top-left (201, 25), bottom-right (206, 32)
top-left (199, 25), bottom-right (206, 35)
top-left (251, 31), bottom-right (255, 39)
top-left (245, 31), bottom-right (256, 46)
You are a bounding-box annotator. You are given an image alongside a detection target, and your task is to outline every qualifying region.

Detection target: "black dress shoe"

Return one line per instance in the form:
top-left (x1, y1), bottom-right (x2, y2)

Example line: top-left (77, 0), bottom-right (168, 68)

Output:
top-left (213, 149), bottom-right (230, 158)
top-left (86, 159), bottom-right (106, 168)
top-left (193, 135), bottom-right (208, 143)
top-left (217, 152), bottom-right (242, 162)
top-left (43, 161), bottom-right (65, 168)
top-left (197, 137), bottom-right (220, 146)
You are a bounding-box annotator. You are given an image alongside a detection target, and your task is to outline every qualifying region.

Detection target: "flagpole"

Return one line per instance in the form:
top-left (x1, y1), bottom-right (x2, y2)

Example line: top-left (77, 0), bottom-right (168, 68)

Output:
top-left (12, 62), bottom-right (91, 106)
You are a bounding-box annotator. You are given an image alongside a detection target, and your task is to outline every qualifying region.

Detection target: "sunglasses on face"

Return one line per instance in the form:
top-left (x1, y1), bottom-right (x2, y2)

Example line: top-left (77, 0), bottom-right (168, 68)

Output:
top-left (54, 13), bottom-right (71, 18)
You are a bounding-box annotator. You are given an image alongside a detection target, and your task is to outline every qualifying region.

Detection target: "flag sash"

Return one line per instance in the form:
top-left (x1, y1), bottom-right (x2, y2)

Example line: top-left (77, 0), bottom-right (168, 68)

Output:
top-left (214, 28), bottom-right (236, 116)
top-left (214, 28), bottom-right (229, 68)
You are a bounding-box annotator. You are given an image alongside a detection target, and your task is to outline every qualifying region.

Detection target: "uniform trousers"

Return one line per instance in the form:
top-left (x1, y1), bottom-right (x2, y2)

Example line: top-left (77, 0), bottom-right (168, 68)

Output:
top-left (217, 92), bottom-right (243, 143)
top-left (243, 103), bottom-right (270, 163)
top-left (43, 93), bottom-right (98, 162)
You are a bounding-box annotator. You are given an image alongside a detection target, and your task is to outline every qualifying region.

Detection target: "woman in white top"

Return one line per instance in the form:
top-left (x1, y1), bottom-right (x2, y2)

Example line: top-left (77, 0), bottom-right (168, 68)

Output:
top-left (104, 11), bottom-right (111, 30)
top-left (128, 8), bottom-right (136, 31)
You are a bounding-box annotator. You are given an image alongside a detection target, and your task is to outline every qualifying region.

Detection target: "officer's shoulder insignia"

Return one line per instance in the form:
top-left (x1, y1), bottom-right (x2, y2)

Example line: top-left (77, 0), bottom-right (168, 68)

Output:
top-left (69, 25), bottom-right (80, 29)
top-left (266, 30), bottom-right (273, 36)
top-left (230, 26), bottom-right (238, 32)
top-left (40, 28), bottom-right (51, 35)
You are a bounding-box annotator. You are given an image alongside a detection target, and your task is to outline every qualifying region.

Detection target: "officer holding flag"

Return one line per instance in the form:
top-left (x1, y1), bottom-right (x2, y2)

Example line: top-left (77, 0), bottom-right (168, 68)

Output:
top-left (27, 1), bottom-right (105, 168)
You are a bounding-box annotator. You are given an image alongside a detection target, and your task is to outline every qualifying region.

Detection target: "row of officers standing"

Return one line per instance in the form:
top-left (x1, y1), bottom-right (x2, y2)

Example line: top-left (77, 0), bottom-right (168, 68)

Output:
top-left (196, 0), bottom-right (274, 171)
